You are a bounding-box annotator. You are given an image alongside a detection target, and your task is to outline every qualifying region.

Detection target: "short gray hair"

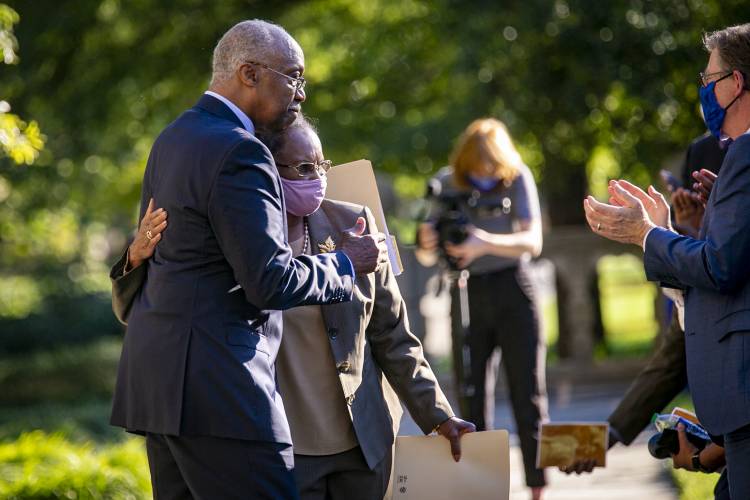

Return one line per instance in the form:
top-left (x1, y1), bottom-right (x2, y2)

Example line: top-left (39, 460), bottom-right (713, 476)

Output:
top-left (704, 24), bottom-right (750, 88)
top-left (210, 20), bottom-right (295, 87)
top-left (260, 114), bottom-right (318, 157)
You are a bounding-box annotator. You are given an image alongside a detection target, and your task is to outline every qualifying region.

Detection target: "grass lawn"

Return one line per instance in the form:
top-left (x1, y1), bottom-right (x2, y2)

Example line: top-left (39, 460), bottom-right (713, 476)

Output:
top-left (598, 254), bottom-right (660, 357)
top-left (542, 254), bottom-right (661, 359)
top-left (672, 470), bottom-right (718, 500)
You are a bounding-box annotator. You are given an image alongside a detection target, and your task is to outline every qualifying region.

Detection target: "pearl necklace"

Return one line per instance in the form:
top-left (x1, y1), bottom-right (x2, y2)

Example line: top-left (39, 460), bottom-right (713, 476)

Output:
top-left (301, 217), bottom-right (310, 255)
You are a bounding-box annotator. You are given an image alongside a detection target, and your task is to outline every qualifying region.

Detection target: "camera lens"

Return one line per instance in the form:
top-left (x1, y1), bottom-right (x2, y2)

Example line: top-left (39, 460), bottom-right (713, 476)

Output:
top-left (648, 429), bottom-right (679, 459)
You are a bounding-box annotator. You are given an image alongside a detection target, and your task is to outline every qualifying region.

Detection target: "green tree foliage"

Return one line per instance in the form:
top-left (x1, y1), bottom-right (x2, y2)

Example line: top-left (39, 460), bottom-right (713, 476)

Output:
top-left (0, 4), bottom-right (43, 165)
top-left (0, 0), bottom-right (747, 338)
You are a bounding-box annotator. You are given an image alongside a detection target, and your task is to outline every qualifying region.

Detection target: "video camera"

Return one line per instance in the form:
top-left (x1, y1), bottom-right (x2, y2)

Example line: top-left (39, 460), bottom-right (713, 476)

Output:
top-left (424, 179), bottom-right (470, 271)
top-left (647, 408), bottom-right (711, 459)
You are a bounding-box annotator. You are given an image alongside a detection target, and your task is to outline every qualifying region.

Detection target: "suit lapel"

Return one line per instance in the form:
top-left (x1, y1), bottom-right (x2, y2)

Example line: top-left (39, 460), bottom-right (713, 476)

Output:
top-left (308, 207), bottom-right (342, 257)
top-left (701, 177), bottom-right (720, 239)
top-left (308, 207), bottom-right (355, 353)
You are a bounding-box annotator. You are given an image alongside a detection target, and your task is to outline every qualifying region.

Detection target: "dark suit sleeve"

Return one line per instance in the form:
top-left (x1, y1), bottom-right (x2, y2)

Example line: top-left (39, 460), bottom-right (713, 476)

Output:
top-left (109, 249), bottom-right (147, 325)
top-left (644, 142), bottom-right (750, 294)
top-left (607, 311), bottom-right (687, 445)
top-left (207, 139), bottom-right (354, 310)
top-left (361, 207), bottom-right (454, 434)
top-left (108, 154), bottom-right (155, 325)
top-left (111, 161), bottom-right (152, 326)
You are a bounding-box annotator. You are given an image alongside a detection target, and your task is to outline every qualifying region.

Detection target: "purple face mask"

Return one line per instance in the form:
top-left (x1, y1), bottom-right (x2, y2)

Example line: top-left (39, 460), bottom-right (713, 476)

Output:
top-left (280, 176), bottom-right (327, 217)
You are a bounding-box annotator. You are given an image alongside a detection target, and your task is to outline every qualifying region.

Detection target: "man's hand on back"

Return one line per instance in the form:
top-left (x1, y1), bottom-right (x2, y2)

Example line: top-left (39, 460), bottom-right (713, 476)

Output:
top-left (340, 217), bottom-right (389, 275)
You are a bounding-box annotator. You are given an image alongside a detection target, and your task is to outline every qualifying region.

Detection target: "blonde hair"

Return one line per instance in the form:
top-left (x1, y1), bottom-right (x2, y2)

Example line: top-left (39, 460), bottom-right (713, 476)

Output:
top-left (450, 118), bottom-right (522, 189)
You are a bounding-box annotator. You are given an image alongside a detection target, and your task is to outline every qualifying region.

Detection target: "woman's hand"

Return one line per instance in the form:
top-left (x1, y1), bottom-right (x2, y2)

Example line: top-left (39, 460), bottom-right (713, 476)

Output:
top-left (444, 226), bottom-right (489, 269)
top-left (417, 222), bottom-right (439, 252)
top-left (126, 198), bottom-right (167, 271)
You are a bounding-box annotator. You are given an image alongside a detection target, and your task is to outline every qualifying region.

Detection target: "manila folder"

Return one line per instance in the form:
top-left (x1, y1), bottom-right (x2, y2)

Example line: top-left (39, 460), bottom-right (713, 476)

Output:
top-left (325, 159), bottom-right (403, 275)
top-left (391, 430), bottom-right (510, 500)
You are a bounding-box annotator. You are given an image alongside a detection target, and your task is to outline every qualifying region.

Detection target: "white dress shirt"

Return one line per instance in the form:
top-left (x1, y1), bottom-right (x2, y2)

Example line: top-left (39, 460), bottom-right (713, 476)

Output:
top-left (204, 90), bottom-right (255, 135)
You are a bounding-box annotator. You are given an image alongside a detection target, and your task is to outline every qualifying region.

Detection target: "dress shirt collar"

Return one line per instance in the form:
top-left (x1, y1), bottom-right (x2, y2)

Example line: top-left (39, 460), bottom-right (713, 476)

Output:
top-left (204, 91), bottom-right (255, 135)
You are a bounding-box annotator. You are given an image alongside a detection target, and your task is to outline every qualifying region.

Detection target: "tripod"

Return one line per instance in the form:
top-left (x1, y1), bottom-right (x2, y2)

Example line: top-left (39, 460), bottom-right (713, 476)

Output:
top-left (446, 268), bottom-right (473, 418)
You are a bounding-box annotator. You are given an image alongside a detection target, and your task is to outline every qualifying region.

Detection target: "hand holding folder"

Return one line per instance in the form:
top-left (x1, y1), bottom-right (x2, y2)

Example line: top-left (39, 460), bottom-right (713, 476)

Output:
top-left (392, 430), bottom-right (510, 500)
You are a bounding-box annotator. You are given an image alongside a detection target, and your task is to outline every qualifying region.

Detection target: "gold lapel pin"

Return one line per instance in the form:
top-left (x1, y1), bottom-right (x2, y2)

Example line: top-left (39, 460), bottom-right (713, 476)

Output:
top-left (318, 236), bottom-right (336, 253)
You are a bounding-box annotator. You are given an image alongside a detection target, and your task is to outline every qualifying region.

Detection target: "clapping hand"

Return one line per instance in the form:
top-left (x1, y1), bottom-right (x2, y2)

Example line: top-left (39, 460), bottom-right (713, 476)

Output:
top-left (127, 198), bottom-right (167, 271)
top-left (607, 180), bottom-right (672, 230)
top-left (584, 181), bottom-right (664, 246)
top-left (671, 188), bottom-right (704, 238)
top-left (691, 169), bottom-right (718, 206)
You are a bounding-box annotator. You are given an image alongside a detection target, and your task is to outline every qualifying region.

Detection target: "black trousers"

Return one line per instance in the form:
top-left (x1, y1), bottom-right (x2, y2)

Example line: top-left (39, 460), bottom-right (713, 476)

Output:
top-left (145, 433), bottom-right (298, 500)
top-left (714, 468), bottom-right (730, 500)
top-left (451, 265), bottom-right (548, 488)
top-left (723, 422), bottom-right (750, 499)
top-left (293, 446), bottom-right (391, 500)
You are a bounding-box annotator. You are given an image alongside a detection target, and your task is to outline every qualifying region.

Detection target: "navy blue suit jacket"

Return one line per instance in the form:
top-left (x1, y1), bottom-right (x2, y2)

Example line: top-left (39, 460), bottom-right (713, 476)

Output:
top-left (110, 94), bottom-right (354, 444)
top-left (644, 133), bottom-right (750, 435)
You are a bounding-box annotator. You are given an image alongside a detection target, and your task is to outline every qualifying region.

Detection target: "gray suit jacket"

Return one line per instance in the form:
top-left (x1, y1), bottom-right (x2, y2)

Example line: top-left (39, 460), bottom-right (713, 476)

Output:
top-left (644, 133), bottom-right (750, 435)
top-left (112, 198), bottom-right (454, 468)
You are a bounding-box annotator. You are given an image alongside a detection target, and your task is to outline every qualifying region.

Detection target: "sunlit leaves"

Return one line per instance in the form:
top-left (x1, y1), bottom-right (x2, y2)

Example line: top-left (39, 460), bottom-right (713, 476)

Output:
top-left (2, 0), bottom-right (749, 297)
top-left (0, 109), bottom-right (44, 165)
top-left (0, 6), bottom-right (44, 166)
top-left (0, 3), bottom-right (18, 64)
top-left (0, 275), bottom-right (42, 319)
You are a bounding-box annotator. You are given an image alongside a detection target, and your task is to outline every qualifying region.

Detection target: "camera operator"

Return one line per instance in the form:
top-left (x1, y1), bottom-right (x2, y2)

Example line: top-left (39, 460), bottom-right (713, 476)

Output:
top-left (416, 118), bottom-right (548, 499)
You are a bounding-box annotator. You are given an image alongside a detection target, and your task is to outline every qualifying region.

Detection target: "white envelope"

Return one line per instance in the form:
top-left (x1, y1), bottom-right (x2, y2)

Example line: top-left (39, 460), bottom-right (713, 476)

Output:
top-left (391, 430), bottom-right (510, 500)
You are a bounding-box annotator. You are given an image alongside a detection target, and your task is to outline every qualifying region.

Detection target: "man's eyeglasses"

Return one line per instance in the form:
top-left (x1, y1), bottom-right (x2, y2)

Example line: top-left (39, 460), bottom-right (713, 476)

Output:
top-left (246, 61), bottom-right (306, 93)
top-left (277, 160), bottom-right (333, 177)
top-left (699, 69), bottom-right (733, 87)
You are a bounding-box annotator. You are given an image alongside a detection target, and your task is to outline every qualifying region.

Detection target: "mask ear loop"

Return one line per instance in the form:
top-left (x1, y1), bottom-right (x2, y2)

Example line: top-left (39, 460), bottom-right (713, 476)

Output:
top-left (719, 71), bottom-right (750, 140)
top-left (738, 72), bottom-right (750, 134)
top-left (722, 71), bottom-right (746, 112)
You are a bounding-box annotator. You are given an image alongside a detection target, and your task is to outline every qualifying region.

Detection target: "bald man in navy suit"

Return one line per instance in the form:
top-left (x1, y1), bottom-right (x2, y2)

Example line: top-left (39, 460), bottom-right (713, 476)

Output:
top-left (110, 20), bottom-right (387, 499)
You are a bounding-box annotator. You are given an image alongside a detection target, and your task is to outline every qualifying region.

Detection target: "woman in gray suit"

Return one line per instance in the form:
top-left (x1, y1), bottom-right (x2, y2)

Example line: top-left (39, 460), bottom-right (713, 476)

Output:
top-left (112, 116), bottom-right (474, 500)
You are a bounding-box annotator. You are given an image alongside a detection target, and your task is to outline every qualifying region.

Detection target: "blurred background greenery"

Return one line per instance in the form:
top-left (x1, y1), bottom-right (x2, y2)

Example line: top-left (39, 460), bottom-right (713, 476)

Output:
top-left (1, 0), bottom-right (745, 497)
